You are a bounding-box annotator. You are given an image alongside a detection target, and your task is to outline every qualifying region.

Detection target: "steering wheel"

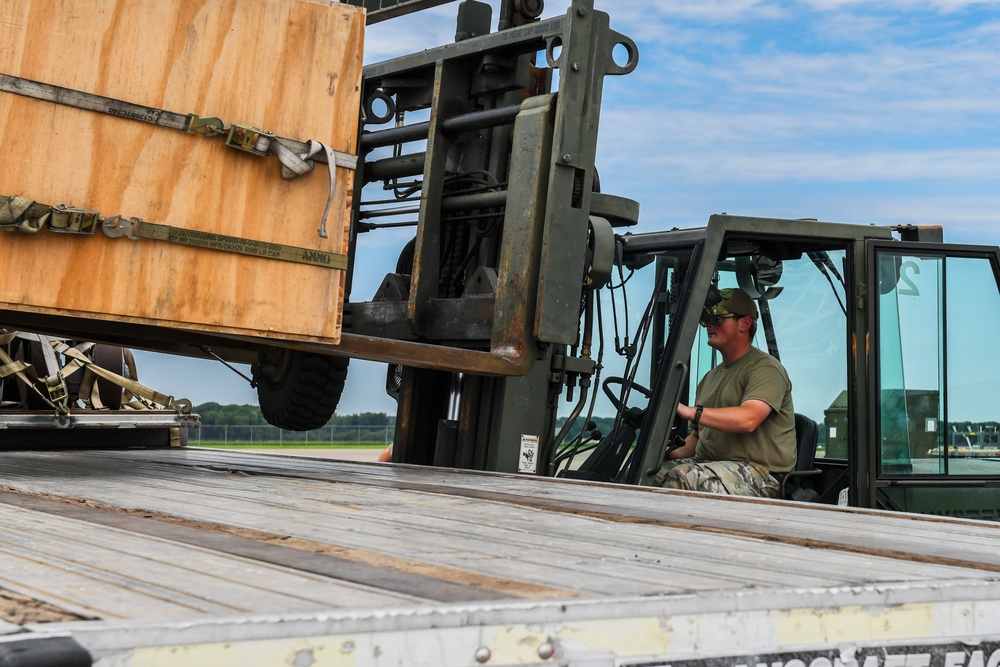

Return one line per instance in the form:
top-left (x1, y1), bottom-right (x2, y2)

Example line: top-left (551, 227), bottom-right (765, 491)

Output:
top-left (602, 376), bottom-right (653, 428)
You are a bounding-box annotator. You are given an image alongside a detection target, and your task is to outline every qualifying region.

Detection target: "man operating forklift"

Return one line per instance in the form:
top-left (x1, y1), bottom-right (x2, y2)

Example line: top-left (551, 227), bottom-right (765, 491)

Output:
top-left (655, 288), bottom-right (797, 498)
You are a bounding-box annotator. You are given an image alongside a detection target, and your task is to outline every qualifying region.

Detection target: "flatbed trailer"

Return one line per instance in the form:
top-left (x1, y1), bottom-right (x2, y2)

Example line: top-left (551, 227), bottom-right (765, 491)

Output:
top-left (0, 411), bottom-right (197, 450)
top-left (1, 330), bottom-right (200, 449)
top-left (1, 447), bottom-right (1000, 666)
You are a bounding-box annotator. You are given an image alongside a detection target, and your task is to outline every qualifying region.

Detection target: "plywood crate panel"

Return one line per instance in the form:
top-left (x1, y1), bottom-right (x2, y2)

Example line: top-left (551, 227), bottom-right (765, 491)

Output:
top-left (0, 0), bottom-right (364, 345)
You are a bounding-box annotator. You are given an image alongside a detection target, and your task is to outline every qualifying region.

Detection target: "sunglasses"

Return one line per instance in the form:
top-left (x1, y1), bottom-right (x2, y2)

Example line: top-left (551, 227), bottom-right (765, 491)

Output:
top-left (700, 313), bottom-right (744, 327)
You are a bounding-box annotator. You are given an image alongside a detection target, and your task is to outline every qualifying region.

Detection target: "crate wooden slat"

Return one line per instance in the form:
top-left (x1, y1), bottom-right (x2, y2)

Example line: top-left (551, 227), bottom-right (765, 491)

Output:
top-left (0, 0), bottom-right (364, 344)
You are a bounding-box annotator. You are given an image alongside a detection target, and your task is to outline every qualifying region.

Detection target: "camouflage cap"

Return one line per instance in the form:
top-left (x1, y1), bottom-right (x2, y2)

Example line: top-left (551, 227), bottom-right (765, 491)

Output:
top-left (712, 288), bottom-right (759, 320)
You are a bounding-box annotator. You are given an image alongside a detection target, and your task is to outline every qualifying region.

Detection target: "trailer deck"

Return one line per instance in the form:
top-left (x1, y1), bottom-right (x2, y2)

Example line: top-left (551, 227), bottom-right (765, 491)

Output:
top-left (1, 448), bottom-right (999, 666)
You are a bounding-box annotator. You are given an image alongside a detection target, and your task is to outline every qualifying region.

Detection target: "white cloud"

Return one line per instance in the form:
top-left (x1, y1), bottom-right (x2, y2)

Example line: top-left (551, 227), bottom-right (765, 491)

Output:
top-left (664, 147), bottom-right (1000, 183)
top-left (597, 0), bottom-right (785, 25)
top-left (801, 0), bottom-right (1000, 11)
top-left (364, 4), bottom-right (472, 62)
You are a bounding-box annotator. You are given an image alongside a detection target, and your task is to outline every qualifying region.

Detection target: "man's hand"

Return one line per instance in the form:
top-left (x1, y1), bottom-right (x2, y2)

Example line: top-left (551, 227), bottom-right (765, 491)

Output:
top-left (667, 431), bottom-right (697, 460)
top-left (676, 403), bottom-right (696, 422)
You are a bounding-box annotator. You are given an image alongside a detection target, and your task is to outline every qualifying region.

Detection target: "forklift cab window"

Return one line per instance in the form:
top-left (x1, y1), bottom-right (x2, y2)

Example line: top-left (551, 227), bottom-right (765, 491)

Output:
top-left (876, 251), bottom-right (1000, 477)
top-left (579, 240), bottom-right (850, 483)
top-left (689, 247), bottom-right (850, 462)
top-left (874, 248), bottom-right (1000, 520)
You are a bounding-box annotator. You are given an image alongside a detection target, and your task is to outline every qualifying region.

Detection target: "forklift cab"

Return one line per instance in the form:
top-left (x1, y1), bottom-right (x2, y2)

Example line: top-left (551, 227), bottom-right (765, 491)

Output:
top-left (568, 214), bottom-right (1000, 520)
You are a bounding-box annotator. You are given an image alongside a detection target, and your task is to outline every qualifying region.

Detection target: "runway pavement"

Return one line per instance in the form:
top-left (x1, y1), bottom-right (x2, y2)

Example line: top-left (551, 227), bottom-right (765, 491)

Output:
top-left (232, 447), bottom-right (385, 462)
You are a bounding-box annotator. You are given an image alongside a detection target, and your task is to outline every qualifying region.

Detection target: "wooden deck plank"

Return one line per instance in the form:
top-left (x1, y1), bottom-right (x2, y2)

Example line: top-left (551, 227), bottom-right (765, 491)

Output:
top-left (0, 504), bottom-right (418, 621)
top-left (261, 452), bottom-right (1000, 541)
top-left (94, 448), bottom-right (1000, 555)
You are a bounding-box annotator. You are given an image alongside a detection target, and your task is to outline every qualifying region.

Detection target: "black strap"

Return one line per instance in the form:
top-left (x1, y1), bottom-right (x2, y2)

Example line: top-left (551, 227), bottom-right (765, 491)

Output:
top-left (0, 72), bottom-right (356, 169)
top-left (0, 195), bottom-right (347, 270)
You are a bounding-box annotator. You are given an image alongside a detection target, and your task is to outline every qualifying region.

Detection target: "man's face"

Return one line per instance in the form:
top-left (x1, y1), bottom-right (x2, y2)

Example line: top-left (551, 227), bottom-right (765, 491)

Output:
top-left (705, 314), bottom-right (745, 349)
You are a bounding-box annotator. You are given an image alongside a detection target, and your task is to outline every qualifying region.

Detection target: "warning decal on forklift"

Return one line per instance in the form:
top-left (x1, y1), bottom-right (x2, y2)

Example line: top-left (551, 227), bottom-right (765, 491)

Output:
top-left (622, 641), bottom-right (1000, 667)
top-left (518, 434), bottom-right (539, 473)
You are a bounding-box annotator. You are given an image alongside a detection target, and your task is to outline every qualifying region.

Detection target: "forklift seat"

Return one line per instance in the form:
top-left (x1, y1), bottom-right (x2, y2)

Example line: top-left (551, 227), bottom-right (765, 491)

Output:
top-left (781, 413), bottom-right (822, 502)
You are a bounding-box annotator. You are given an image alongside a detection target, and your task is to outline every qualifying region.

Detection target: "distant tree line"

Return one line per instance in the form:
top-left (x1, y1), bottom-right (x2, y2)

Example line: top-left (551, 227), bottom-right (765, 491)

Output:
top-left (555, 415), bottom-right (619, 440)
top-left (194, 403), bottom-right (625, 435)
top-left (193, 403), bottom-right (395, 428)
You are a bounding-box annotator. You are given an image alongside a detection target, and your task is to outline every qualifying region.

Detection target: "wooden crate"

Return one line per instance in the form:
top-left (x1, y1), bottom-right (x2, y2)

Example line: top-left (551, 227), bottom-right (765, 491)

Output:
top-left (0, 0), bottom-right (364, 345)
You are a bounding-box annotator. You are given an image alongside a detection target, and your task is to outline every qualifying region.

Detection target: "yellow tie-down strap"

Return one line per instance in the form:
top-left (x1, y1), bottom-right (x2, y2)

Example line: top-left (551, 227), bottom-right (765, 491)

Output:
top-left (0, 331), bottom-right (192, 416)
top-left (0, 195), bottom-right (347, 270)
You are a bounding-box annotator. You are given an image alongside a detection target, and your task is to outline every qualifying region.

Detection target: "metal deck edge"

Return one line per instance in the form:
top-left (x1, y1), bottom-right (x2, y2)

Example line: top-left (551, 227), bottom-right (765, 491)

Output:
top-left (45, 578), bottom-right (1000, 654)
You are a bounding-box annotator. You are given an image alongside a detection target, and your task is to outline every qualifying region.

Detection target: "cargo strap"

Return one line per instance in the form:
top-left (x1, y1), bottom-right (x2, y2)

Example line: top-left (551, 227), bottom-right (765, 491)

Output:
top-left (0, 332), bottom-right (65, 411)
top-left (0, 73), bottom-right (358, 239)
top-left (0, 331), bottom-right (192, 415)
top-left (0, 195), bottom-right (348, 270)
top-left (55, 340), bottom-right (192, 414)
top-left (0, 197), bottom-right (98, 235)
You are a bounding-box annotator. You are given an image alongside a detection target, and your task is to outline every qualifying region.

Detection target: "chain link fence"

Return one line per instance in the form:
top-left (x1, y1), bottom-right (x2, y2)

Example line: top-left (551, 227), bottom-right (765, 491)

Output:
top-left (191, 424), bottom-right (393, 446)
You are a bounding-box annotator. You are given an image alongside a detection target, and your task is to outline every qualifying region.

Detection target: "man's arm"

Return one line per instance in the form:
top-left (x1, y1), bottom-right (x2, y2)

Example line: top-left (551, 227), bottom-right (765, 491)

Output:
top-left (676, 399), bottom-right (773, 434)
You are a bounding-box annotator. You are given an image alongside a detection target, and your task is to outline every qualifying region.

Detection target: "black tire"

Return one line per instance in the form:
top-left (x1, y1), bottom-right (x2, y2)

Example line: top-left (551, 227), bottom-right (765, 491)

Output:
top-left (253, 349), bottom-right (349, 431)
top-left (91, 345), bottom-right (125, 410)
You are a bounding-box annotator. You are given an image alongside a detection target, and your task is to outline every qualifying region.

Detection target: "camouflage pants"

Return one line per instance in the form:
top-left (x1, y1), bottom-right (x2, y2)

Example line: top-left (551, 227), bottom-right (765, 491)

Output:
top-left (654, 458), bottom-right (780, 499)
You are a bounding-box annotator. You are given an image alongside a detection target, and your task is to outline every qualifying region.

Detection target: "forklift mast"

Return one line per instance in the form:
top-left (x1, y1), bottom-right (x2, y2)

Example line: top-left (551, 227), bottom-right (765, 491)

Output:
top-left (342, 0), bottom-right (639, 472)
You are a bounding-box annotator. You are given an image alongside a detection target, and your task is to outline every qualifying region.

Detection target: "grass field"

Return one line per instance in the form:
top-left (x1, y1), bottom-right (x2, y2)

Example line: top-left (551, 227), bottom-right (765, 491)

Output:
top-left (190, 442), bottom-right (386, 450)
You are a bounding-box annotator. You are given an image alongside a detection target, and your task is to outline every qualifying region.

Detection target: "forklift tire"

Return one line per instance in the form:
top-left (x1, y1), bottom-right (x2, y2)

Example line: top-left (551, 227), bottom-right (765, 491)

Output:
top-left (253, 349), bottom-right (349, 431)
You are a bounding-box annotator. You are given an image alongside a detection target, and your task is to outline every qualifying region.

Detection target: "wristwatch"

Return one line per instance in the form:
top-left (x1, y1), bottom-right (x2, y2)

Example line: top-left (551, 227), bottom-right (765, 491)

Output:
top-left (692, 404), bottom-right (704, 426)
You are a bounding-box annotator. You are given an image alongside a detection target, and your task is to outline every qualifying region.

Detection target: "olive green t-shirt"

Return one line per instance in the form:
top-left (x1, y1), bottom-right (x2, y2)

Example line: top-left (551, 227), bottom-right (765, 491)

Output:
top-left (693, 346), bottom-right (797, 474)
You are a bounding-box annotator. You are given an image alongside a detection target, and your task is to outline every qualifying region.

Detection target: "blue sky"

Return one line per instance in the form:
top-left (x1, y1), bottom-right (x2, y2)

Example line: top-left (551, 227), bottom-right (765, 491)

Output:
top-left (134, 0), bottom-right (1000, 414)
